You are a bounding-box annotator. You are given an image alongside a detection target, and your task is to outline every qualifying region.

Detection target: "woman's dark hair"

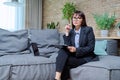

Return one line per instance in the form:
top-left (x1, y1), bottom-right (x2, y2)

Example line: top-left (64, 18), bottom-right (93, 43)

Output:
top-left (72, 10), bottom-right (87, 29)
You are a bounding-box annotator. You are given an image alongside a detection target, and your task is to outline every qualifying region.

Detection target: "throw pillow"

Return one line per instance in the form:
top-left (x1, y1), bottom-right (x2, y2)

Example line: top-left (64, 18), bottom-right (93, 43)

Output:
top-left (106, 40), bottom-right (118, 56)
top-left (0, 28), bottom-right (29, 56)
top-left (94, 40), bottom-right (107, 55)
top-left (29, 29), bottom-right (60, 57)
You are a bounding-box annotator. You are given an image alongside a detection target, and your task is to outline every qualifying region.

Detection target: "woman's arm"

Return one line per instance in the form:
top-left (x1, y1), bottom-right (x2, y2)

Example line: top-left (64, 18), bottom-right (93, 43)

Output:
top-left (63, 32), bottom-right (71, 46)
top-left (63, 24), bottom-right (72, 46)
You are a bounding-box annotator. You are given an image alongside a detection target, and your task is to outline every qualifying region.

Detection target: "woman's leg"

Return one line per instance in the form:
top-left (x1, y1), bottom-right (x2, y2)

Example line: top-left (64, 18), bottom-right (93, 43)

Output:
top-left (60, 64), bottom-right (70, 80)
top-left (67, 56), bottom-right (87, 68)
top-left (55, 49), bottom-right (69, 80)
top-left (60, 56), bottom-right (87, 80)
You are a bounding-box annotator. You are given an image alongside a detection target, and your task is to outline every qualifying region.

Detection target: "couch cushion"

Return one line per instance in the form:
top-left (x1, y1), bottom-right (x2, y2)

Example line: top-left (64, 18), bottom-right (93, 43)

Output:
top-left (11, 63), bottom-right (55, 80)
top-left (29, 29), bottom-right (59, 57)
top-left (0, 53), bottom-right (57, 65)
top-left (70, 55), bottom-right (120, 80)
top-left (0, 28), bottom-right (29, 56)
top-left (0, 65), bottom-right (11, 80)
top-left (71, 55), bottom-right (120, 80)
top-left (83, 55), bottom-right (120, 69)
top-left (70, 65), bottom-right (110, 80)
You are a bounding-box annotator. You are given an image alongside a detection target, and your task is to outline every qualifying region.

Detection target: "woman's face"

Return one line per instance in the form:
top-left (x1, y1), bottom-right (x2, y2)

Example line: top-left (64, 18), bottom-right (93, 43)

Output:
top-left (72, 14), bottom-right (83, 28)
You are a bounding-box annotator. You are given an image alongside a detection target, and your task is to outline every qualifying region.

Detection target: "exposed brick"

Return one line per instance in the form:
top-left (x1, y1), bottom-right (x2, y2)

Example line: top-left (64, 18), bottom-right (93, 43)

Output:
top-left (43, 0), bottom-right (120, 37)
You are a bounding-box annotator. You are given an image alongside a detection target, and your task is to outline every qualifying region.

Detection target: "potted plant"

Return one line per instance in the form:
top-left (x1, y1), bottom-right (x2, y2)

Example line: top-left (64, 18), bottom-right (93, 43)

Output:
top-left (62, 2), bottom-right (76, 24)
top-left (115, 22), bottom-right (120, 36)
top-left (47, 22), bottom-right (59, 29)
top-left (93, 13), bottom-right (116, 37)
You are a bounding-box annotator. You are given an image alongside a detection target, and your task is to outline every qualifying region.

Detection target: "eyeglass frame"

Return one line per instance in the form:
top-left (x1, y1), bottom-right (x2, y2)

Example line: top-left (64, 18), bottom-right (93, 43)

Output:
top-left (72, 17), bottom-right (82, 21)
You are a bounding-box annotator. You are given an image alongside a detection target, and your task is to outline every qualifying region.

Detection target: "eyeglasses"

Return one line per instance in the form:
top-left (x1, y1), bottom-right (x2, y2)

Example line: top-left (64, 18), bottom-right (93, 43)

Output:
top-left (72, 17), bottom-right (82, 21)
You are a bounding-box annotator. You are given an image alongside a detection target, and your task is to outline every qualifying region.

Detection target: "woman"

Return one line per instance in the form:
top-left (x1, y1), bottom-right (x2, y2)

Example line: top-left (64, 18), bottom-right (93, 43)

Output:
top-left (55, 10), bottom-right (98, 80)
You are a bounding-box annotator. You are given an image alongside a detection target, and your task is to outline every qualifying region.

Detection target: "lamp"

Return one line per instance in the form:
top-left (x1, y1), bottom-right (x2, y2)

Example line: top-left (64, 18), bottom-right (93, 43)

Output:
top-left (4, 0), bottom-right (23, 7)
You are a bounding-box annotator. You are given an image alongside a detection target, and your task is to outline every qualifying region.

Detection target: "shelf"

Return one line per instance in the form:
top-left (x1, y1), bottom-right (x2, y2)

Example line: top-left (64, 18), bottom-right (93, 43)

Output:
top-left (95, 37), bottom-right (120, 39)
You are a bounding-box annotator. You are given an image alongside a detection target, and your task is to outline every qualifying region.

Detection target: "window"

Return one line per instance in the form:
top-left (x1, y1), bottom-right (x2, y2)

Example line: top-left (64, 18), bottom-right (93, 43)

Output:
top-left (0, 0), bottom-right (25, 31)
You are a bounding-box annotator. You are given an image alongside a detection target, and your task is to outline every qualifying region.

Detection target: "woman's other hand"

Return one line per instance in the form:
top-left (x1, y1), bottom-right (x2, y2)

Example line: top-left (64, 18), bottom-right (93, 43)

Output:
top-left (67, 46), bottom-right (76, 53)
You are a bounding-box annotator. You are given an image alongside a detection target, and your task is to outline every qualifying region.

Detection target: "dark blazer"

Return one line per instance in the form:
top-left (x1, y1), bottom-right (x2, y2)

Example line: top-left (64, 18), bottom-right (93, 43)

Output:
top-left (63, 26), bottom-right (98, 62)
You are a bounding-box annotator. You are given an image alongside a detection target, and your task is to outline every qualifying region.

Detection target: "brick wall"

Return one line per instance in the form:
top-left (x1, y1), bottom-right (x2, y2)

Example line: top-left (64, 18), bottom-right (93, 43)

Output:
top-left (43, 0), bottom-right (120, 37)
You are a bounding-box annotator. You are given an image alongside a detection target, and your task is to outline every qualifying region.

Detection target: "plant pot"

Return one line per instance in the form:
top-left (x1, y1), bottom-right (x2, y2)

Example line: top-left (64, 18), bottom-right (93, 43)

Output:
top-left (117, 31), bottom-right (120, 36)
top-left (101, 30), bottom-right (108, 37)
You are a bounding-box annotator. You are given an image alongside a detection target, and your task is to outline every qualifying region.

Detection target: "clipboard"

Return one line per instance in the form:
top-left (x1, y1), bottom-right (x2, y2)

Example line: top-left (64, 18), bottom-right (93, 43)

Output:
top-left (50, 44), bottom-right (68, 49)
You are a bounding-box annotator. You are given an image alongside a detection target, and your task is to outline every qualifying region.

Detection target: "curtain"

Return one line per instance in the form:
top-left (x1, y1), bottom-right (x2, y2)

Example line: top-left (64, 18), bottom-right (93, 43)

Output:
top-left (25, 0), bottom-right (42, 29)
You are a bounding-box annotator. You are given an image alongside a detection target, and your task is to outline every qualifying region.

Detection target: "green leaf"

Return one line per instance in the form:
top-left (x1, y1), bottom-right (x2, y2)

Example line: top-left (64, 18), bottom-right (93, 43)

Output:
top-left (93, 12), bottom-right (116, 30)
top-left (47, 22), bottom-right (59, 29)
top-left (62, 2), bottom-right (76, 23)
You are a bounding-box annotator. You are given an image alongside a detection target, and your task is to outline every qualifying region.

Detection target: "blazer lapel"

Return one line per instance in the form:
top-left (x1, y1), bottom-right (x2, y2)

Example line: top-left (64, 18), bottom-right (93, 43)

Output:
top-left (79, 27), bottom-right (86, 46)
top-left (71, 30), bottom-right (76, 46)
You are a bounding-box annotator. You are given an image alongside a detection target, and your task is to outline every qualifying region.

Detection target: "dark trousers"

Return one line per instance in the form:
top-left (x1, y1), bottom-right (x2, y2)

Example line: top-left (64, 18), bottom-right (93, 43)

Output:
top-left (56, 48), bottom-right (86, 80)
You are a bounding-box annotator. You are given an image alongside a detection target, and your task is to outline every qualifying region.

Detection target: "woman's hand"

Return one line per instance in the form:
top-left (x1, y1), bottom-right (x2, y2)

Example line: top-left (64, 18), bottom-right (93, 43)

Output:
top-left (65, 24), bottom-right (71, 36)
top-left (67, 46), bottom-right (76, 53)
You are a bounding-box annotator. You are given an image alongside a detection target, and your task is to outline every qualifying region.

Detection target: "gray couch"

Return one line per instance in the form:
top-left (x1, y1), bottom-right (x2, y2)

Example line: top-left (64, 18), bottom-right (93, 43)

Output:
top-left (0, 28), bottom-right (120, 80)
